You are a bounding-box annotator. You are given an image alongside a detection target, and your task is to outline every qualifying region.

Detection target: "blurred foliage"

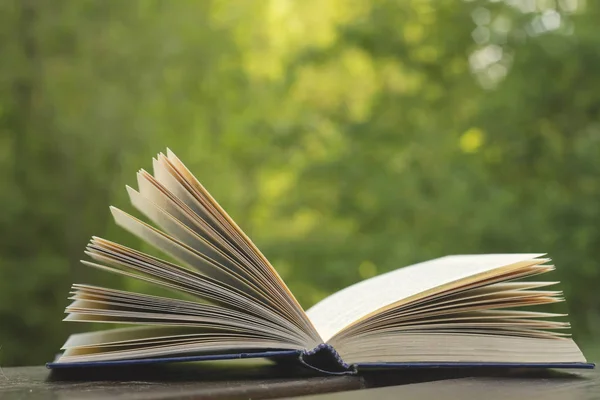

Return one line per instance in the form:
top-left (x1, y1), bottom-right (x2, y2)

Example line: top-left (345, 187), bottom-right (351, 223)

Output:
top-left (1, 0), bottom-right (599, 366)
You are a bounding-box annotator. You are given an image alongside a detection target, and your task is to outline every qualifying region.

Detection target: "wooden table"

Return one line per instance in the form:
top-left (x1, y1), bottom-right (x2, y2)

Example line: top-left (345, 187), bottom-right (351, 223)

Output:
top-left (296, 369), bottom-right (600, 400)
top-left (0, 361), bottom-right (597, 399)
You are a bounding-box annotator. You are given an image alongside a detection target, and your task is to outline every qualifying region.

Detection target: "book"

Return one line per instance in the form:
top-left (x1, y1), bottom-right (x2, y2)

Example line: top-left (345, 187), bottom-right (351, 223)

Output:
top-left (47, 150), bottom-right (594, 375)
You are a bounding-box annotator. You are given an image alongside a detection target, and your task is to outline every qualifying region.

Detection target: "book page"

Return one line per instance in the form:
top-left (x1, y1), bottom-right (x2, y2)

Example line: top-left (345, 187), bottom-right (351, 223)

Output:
top-left (56, 149), bottom-right (325, 366)
top-left (306, 254), bottom-right (545, 342)
top-left (161, 151), bottom-right (321, 341)
top-left (334, 333), bottom-right (586, 365)
top-left (55, 286), bottom-right (308, 363)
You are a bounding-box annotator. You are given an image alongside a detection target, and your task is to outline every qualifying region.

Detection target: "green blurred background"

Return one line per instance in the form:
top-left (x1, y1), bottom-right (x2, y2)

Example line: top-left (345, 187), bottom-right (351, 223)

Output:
top-left (1, 0), bottom-right (600, 367)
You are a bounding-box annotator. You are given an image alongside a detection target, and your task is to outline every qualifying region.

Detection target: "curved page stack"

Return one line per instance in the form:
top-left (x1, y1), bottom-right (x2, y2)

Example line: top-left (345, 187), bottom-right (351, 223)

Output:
top-left (47, 150), bottom-right (593, 374)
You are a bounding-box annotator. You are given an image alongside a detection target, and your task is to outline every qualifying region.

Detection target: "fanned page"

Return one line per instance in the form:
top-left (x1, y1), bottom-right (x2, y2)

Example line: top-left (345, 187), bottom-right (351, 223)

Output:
top-left (307, 255), bottom-right (588, 365)
top-left (307, 254), bottom-right (545, 341)
top-left (55, 150), bottom-right (322, 363)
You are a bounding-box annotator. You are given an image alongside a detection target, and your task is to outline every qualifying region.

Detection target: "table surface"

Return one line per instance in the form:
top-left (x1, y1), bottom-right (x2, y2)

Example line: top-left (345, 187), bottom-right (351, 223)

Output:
top-left (0, 362), bottom-right (597, 400)
top-left (295, 368), bottom-right (600, 400)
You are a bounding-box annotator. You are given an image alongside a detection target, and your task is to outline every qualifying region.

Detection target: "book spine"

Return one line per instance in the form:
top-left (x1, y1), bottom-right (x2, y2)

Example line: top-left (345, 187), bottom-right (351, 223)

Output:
top-left (298, 344), bottom-right (357, 375)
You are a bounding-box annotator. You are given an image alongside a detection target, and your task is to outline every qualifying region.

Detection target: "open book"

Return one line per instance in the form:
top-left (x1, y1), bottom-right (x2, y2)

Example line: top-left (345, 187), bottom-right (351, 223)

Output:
top-left (47, 150), bottom-right (593, 374)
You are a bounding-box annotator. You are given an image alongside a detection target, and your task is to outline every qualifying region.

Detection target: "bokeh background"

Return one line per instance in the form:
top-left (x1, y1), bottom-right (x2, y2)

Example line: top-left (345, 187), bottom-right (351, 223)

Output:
top-left (1, 0), bottom-right (600, 367)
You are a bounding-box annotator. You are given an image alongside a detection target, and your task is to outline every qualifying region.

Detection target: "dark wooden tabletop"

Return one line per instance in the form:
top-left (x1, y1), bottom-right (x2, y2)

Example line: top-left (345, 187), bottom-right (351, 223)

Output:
top-left (294, 368), bottom-right (600, 400)
top-left (0, 361), bottom-right (597, 400)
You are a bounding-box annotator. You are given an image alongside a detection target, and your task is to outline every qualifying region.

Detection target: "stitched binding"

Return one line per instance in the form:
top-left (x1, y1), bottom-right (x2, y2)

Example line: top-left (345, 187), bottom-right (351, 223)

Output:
top-left (303, 344), bottom-right (350, 369)
top-left (298, 344), bottom-right (357, 375)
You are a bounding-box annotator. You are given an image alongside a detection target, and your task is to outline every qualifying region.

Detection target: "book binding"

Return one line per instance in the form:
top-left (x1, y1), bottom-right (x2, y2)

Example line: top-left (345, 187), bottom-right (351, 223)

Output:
top-left (298, 344), bottom-right (356, 375)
